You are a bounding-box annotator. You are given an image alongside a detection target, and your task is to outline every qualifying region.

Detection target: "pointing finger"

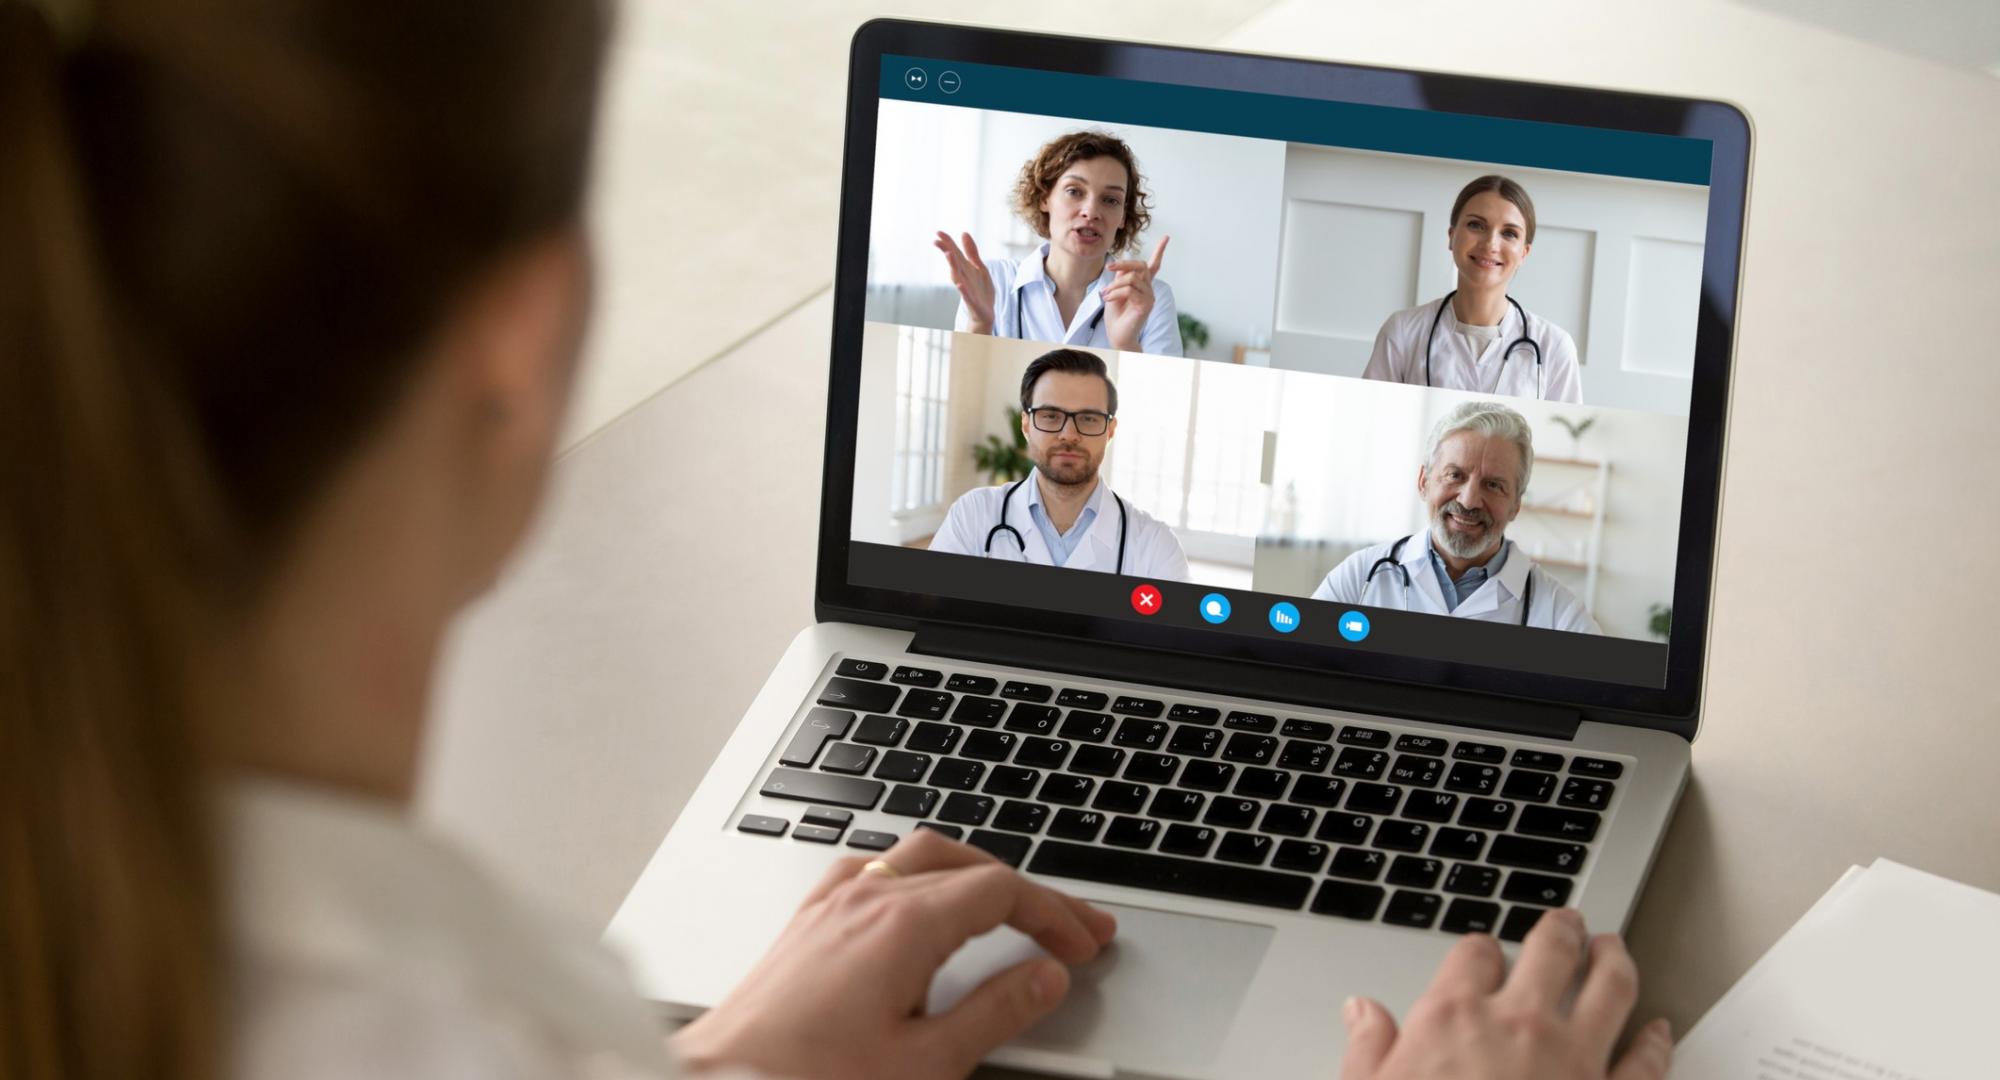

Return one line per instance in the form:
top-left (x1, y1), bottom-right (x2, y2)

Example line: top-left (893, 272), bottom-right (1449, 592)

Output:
top-left (1148, 234), bottom-right (1171, 275)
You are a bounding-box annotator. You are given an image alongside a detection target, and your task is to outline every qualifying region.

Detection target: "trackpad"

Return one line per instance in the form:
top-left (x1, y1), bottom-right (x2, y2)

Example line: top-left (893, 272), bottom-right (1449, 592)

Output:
top-left (926, 903), bottom-right (1273, 1070)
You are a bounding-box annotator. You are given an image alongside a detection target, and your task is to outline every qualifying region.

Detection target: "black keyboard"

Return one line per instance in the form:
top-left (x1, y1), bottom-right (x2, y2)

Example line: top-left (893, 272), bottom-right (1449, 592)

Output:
top-left (743, 658), bottom-right (1626, 940)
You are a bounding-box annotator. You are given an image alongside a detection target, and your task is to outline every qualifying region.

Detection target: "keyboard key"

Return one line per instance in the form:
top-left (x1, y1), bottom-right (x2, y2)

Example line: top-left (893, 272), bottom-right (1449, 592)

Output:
top-left (792, 824), bottom-right (842, 844)
top-left (1124, 753), bottom-right (1180, 785)
top-left (1092, 782), bottom-right (1150, 815)
top-left (1430, 827), bottom-right (1488, 862)
top-left (737, 814), bottom-right (787, 837)
top-left (1030, 840), bottom-right (1313, 910)
top-left (1149, 789), bottom-right (1206, 822)
top-left (960, 730), bottom-right (1017, 761)
top-left (1333, 748), bottom-right (1389, 779)
top-left (1038, 773), bottom-right (1095, 807)
top-left (993, 800), bottom-right (1048, 834)
top-left (1168, 704), bottom-right (1221, 725)
top-left (938, 793), bottom-right (995, 826)
top-left (1329, 846), bottom-right (1387, 881)
top-left (1273, 839), bottom-right (1330, 873)
top-left (1387, 856), bottom-right (1444, 889)
top-left (1180, 761), bottom-right (1235, 792)
top-left (818, 743), bottom-right (876, 775)
top-left (1384, 890), bottom-right (1444, 929)
top-left (1443, 863), bottom-right (1500, 897)
top-left (1388, 754), bottom-right (1444, 788)
top-left (966, 829), bottom-right (1032, 868)
top-left (1499, 905), bottom-right (1547, 943)
top-left (779, 708), bottom-right (856, 767)
top-left (817, 677), bottom-right (898, 713)
top-left (1501, 769), bottom-right (1557, 803)
top-left (1444, 762), bottom-right (1501, 795)
top-left (926, 757), bottom-right (984, 791)
top-left (904, 721), bottom-right (961, 755)
top-left (1316, 812), bottom-right (1374, 845)
top-left (1203, 797), bottom-right (1261, 830)
top-left (1311, 880), bottom-right (1386, 920)
top-left (944, 673), bottom-right (997, 694)
top-left (1224, 711), bottom-right (1277, 733)
top-left (1337, 726), bottom-right (1390, 748)
top-left (1517, 804), bottom-right (1601, 842)
top-left (1103, 816), bottom-right (1161, 849)
top-left (835, 659), bottom-right (889, 681)
top-left (1453, 741), bottom-right (1506, 764)
top-left (1068, 744), bottom-right (1125, 777)
top-left (882, 784), bottom-right (939, 817)
top-left (951, 696), bottom-right (1007, 728)
top-left (1014, 738), bottom-right (1071, 770)
top-left (1488, 835), bottom-right (1588, 875)
top-left (1502, 871), bottom-right (1574, 907)
top-left (981, 766), bottom-right (1040, 799)
top-left (1113, 718), bottom-right (1170, 750)
top-left (1058, 711), bottom-right (1115, 743)
top-left (1280, 718), bottom-right (1336, 741)
top-left (1112, 696), bottom-right (1165, 717)
top-left (801, 807), bottom-right (852, 829)
top-left (1048, 808), bottom-right (1106, 842)
top-left (1441, 899), bottom-right (1503, 935)
top-left (1222, 733), bottom-right (1279, 765)
top-left (1168, 725), bottom-right (1222, 758)
top-left (1403, 791), bottom-right (1460, 823)
top-left (1458, 798), bottom-right (1515, 831)
top-left (1395, 734), bottom-right (1450, 755)
top-left (1569, 756), bottom-right (1625, 778)
top-left (1233, 767), bottom-right (1289, 799)
top-left (1558, 778), bottom-right (1616, 810)
top-left (852, 714), bottom-right (908, 746)
top-left (845, 829), bottom-right (898, 851)
top-left (914, 822), bottom-right (962, 840)
top-left (1278, 740), bottom-right (1333, 773)
top-left (1373, 820), bottom-right (1430, 853)
top-left (872, 750), bottom-right (932, 783)
top-left (1345, 782), bottom-right (1401, 815)
top-left (1290, 776), bottom-right (1346, 807)
top-left (1216, 832), bottom-right (1274, 865)
top-left (1004, 704), bottom-right (1062, 736)
top-left (1000, 681), bottom-right (1053, 702)
top-left (890, 665), bottom-right (942, 687)
top-left (1055, 688), bottom-right (1109, 709)
top-left (1160, 824), bottom-right (1218, 858)
top-left (761, 768), bottom-right (883, 810)
top-left (1511, 749), bottom-right (1565, 771)
top-left (1259, 804), bottom-right (1316, 837)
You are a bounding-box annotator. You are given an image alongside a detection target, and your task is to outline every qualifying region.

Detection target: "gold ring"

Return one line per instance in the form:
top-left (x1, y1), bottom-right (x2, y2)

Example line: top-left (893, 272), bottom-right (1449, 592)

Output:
top-left (860, 858), bottom-right (901, 879)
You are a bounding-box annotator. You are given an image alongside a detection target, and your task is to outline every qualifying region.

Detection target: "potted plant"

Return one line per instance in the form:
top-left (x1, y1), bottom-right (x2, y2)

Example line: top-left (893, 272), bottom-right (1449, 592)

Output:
top-left (972, 408), bottom-right (1031, 484)
top-left (1551, 415), bottom-right (1596, 460)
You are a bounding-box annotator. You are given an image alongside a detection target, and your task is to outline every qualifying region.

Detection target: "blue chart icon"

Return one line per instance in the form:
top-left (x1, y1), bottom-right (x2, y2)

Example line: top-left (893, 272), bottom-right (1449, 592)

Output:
top-left (1267, 602), bottom-right (1301, 634)
top-left (1338, 610), bottom-right (1372, 642)
top-left (1199, 593), bottom-right (1232, 625)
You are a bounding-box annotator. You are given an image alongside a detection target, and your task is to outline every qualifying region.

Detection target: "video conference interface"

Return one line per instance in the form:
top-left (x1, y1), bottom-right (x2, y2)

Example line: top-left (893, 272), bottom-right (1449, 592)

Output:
top-left (849, 55), bottom-right (1715, 688)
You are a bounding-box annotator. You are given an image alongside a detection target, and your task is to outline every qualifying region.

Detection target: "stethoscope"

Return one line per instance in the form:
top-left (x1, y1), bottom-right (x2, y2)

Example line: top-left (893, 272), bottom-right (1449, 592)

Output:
top-left (1365, 534), bottom-right (1535, 627)
top-left (1424, 290), bottom-right (1542, 397)
top-left (984, 475), bottom-right (1128, 574)
top-left (1012, 276), bottom-right (1107, 340)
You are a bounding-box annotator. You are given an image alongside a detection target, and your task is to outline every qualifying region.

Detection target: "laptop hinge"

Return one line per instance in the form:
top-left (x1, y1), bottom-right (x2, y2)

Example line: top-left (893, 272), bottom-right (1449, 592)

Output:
top-left (910, 623), bottom-right (1585, 742)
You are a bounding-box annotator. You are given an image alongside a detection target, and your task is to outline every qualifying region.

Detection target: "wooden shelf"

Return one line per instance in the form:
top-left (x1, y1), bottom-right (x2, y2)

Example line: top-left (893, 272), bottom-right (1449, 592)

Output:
top-left (1536, 557), bottom-right (1590, 571)
top-left (1536, 456), bottom-right (1607, 468)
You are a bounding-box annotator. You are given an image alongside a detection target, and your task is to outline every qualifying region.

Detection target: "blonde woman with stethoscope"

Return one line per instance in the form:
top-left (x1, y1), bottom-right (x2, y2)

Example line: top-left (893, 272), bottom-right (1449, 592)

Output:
top-left (1363, 175), bottom-right (1583, 402)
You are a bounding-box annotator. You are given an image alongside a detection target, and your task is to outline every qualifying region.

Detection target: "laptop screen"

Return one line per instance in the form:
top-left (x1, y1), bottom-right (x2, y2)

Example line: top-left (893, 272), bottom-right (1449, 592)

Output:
top-left (830, 31), bottom-right (1745, 714)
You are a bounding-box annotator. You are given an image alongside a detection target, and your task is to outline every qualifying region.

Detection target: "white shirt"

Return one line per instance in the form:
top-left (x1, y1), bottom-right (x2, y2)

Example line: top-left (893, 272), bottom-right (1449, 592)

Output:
top-left (927, 470), bottom-right (1191, 581)
top-left (228, 779), bottom-right (762, 1080)
top-left (1309, 532), bottom-right (1601, 634)
top-left (955, 242), bottom-right (1183, 356)
top-left (1362, 297), bottom-right (1583, 403)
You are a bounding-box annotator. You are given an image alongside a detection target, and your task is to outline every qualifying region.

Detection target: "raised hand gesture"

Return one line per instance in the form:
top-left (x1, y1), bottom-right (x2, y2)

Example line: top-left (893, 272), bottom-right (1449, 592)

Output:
top-left (1100, 235), bottom-right (1170, 352)
top-left (933, 231), bottom-right (998, 334)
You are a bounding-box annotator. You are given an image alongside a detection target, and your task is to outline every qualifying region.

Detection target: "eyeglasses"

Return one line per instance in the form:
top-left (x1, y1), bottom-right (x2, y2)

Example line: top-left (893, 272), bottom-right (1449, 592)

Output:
top-left (1027, 406), bottom-right (1112, 436)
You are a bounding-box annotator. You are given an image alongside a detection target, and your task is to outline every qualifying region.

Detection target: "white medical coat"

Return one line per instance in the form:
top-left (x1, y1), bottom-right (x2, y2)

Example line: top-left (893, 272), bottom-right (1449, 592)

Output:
top-left (956, 242), bottom-right (1183, 356)
top-left (1310, 534), bottom-right (1600, 634)
top-left (928, 476), bottom-right (1191, 581)
top-left (1362, 297), bottom-right (1583, 402)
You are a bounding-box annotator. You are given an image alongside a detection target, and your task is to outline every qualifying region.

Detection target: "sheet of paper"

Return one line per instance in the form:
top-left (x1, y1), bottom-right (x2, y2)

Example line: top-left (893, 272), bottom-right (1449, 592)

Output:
top-left (1670, 860), bottom-right (2000, 1080)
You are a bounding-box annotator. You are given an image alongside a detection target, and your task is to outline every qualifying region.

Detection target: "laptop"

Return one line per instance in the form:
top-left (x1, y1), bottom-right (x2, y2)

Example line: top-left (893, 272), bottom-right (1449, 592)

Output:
top-left (608, 20), bottom-right (1750, 1078)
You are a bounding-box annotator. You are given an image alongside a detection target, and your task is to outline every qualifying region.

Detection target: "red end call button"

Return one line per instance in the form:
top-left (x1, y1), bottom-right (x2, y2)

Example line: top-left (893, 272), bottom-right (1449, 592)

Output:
top-left (1130, 584), bottom-right (1163, 615)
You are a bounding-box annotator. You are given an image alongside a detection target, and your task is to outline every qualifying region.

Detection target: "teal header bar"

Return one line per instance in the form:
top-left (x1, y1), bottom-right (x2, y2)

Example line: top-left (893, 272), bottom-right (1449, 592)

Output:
top-left (880, 55), bottom-right (1711, 186)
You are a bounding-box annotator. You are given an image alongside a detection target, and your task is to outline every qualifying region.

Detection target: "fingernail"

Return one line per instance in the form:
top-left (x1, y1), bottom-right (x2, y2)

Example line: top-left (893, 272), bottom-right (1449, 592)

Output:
top-left (1652, 1018), bottom-right (1674, 1042)
top-left (1031, 961), bottom-right (1068, 1008)
top-left (1342, 997), bottom-right (1363, 1027)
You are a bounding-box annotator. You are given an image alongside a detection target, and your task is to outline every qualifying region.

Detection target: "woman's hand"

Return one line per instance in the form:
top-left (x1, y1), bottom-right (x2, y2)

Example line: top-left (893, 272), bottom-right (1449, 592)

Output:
top-left (933, 231), bottom-right (998, 334)
top-left (1341, 908), bottom-right (1674, 1080)
top-left (1101, 235), bottom-right (1169, 352)
top-left (672, 829), bottom-right (1117, 1080)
